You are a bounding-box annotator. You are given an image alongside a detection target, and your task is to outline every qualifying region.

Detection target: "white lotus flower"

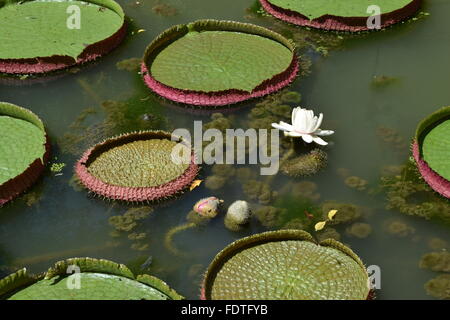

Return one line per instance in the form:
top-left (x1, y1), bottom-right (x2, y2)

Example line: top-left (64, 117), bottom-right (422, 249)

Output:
top-left (271, 107), bottom-right (334, 145)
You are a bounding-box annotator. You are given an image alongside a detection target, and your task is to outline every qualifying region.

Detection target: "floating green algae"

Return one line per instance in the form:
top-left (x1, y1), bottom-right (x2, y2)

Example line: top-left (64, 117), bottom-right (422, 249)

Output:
top-left (149, 27), bottom-right (293, 92)
top-left (0, 0), bottom-right (124, 60)
top-left (266, 0), bottom-right (414, 20)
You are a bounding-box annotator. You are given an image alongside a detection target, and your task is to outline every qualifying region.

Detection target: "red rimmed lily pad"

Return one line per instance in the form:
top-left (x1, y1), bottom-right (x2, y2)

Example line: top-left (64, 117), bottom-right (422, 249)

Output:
top-left (142, 19), bottom-right (299, 107)
top-left (413, 106), bottom-right (450, 198)
top-left (0, 0), bottom-right (127, 75)
top-left (75, 130), bottom-right (200, 202)
top-left (259, 0), bottom-right (422, 32)
top-left (0, 102), bottom-right (50, 206)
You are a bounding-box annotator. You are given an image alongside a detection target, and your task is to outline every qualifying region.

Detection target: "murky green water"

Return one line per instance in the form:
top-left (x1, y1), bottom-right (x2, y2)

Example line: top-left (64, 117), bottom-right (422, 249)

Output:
top-left (1, 0), bottom-right (449, 300)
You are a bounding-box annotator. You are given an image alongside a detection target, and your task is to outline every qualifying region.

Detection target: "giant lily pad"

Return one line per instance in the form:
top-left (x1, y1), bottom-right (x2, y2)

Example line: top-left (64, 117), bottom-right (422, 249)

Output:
top-left (413, 106), bottom-right (450, 198)
top-left (0, 257), bottom-right (183, 300)
top-left (259, 0), bottom-right (422, 32)
top-left (202, 230), bottom-right (370, 300)
top-left (0, 0), bottom-right (126, 74)
top-left (75, 130), bottom-right (199, 202)
top-left (142, 19), bottom-right (299, 106)
top-left (0, 102), bottom-right (50, 206)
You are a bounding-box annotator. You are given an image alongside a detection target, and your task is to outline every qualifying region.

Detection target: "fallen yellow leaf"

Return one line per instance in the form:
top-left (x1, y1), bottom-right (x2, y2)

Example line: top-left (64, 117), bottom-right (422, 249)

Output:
top-left (137, 29), bottom-right (146, 33)
top-left (189, 180), bottom-right (203, 191)
top-left (328, 209), bottom-right (338, 220)
top-left (315, 221), bottom-right (327, 231)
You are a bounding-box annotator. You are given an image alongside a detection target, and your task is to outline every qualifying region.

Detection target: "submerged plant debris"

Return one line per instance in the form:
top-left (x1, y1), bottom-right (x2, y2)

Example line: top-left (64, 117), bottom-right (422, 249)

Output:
top-left (152, 2), bottom-right (178, 16)
top-left (384, 219), bottom-right (415, 238)
top-left (60, 97), bottom-right (168, 156)
top-left (380, 160), bottom-right (450, 223)
top-left (419, 252), bottom-right (450, 272)
top-left (424, 274), bottom-right (450, 300)
top-left (116, 58), bottom-right (142, 72)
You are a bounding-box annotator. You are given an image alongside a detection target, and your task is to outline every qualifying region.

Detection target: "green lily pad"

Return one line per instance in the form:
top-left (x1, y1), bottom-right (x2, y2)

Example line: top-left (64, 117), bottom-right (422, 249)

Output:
top-left (203, 230), bottom-right (369, 300)
top-left (148, 21), bottom-right (294, 93)
top-left (267, 0), bottom-right (414, 20)
top-left (413, 107), bottom-right (450, 198)
top-left (0, 0), bottom-right (124, 60)
top-left (0, 102), bottom-right (46, 185)
top-left (0, 258), bottom-right (183, 300)
top-left (87, 135), bottom-right (190, 188)
top-left (76, 131), bottom-right (199, 202)
top-left (419, 109), bottom-right (450, 181)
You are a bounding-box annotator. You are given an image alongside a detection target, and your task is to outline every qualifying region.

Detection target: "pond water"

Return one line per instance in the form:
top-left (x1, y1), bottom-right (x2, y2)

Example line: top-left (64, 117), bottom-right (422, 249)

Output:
top-left (1, 0), bottom-right (450, 300)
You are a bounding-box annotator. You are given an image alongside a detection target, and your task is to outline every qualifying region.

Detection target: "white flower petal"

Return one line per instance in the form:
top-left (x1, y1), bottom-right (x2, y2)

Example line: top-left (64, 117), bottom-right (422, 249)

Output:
top-left (292, 107), bottom-right (300, 125)
top-left (316, 130), bottom-right (334, 136)
top-left (293, 109), bottom-right (301, 129)
top-left (312, 136), bottom-right (328, 145)
top-left (313, 113), bottom-right (323, 132)
top-left (308, 116), bottom-right (318, 133)
top-left (285, 131), bottom-right (302, 137)
top-left (271, 123), bottom-right (291, 132)
top-left (279, 121), bottom-right (295, 131)
top-left (305, 111), bottom-right (314, 127)
top-left (297, 109), bottom-right (309, 132)
top-left (283, 107), bottom-right (332, 142)
top-left (302, 134), bottom-right (313, 143)
top-left (279, 121), bottom-right (292, 126)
